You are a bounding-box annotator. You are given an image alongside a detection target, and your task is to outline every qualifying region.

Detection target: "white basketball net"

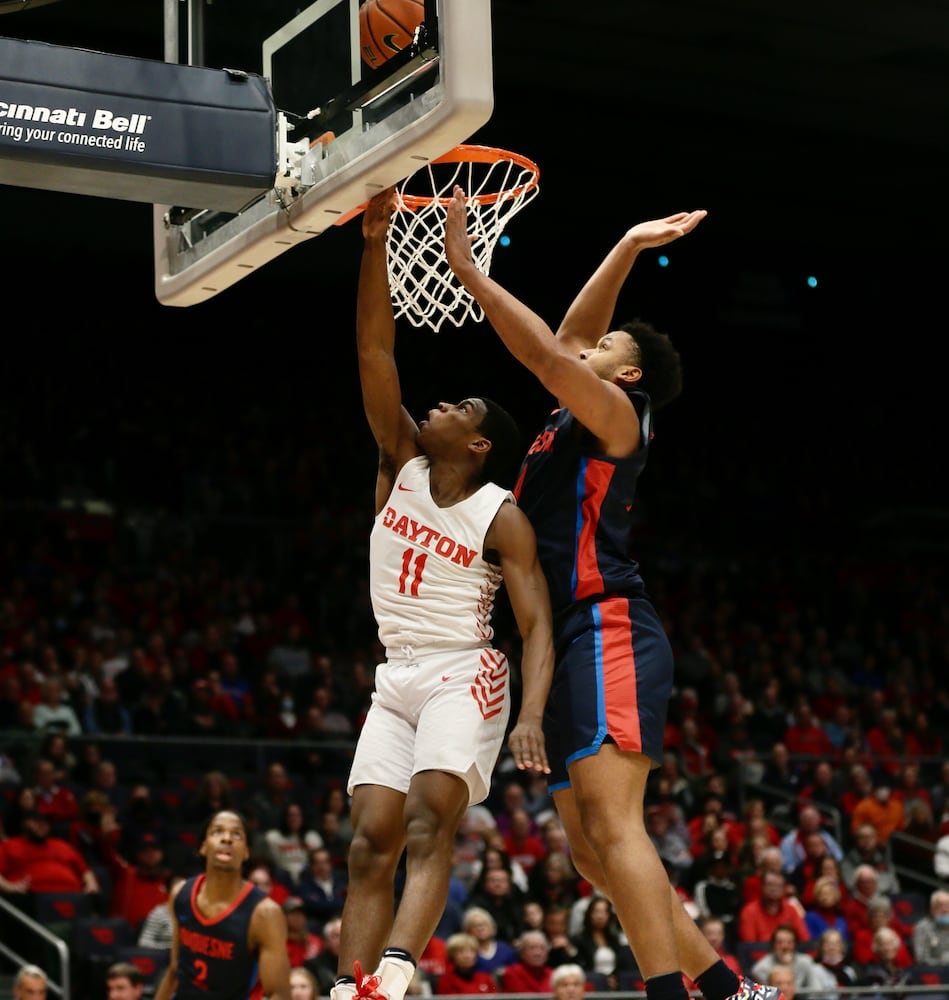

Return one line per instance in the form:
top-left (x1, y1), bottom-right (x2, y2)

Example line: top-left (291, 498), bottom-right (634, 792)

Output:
top-left (386, 145), bottom-right (540, 332)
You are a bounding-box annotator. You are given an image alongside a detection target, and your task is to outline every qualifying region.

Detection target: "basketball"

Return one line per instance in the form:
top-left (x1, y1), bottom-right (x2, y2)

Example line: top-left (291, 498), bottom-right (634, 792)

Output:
top-left (359, 0), bottom-right (425, 69)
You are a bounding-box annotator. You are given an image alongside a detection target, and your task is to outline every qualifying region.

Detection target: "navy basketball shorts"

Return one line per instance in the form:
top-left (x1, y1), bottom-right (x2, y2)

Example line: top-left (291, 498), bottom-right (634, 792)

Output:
top-left (544, 594), bottom-right (674, 790)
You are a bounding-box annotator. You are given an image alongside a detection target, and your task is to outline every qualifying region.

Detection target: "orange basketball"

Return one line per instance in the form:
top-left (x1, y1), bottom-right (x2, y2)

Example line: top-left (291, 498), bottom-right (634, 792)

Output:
top-left (359, 0), bottom-right (425, 69)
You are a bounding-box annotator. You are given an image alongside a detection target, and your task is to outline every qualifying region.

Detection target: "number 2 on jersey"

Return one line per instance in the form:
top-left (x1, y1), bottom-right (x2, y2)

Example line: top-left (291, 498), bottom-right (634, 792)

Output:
top-left (399, 548), bottom-right (427, 596)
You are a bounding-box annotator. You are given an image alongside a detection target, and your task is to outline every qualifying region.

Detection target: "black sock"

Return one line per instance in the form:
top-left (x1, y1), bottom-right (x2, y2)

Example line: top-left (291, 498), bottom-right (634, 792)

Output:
top-left (695, 960), bottom-right (741, 1000)
top-left (381, 948), bottom-right (416, 966)
top-left (645, 971), bottom-right (690, 1000)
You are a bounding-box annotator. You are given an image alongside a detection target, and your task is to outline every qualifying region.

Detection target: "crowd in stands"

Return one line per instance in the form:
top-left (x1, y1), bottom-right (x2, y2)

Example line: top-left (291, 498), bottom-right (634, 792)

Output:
top-left (1, 357), bottom-right (948, 998)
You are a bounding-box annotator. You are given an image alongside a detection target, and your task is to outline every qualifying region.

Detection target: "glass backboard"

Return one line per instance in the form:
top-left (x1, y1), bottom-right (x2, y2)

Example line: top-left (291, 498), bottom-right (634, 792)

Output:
top-left (153, 0), bottom-right (493, 307)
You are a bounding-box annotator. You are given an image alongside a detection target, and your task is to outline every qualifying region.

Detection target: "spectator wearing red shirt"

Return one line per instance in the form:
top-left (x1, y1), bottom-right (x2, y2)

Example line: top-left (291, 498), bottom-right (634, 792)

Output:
top-left (500, 930), bottom-right (553, 993)
top-left (850, 896), bottom-right (914, 968)
top-left (503, 809), bottom-right (546, 877)
top-left (283, 896), bottom-right (323, 969)
top-left (783, 700), bottom-right (834, 762)
top-left (32, 757), bottom-right (79, 835)
top-left (98, 824), bottom-right (170, 932)
top-left (0, 810), bottom-right (99, 894)
top-left (841, 865), bottom-right (889, 937)
top-left (737, 870), bottom-right (810, 944)
top-left (436, 933), bottom-right (498, 995)
top-left (864, 708), bottom-right (908, 779)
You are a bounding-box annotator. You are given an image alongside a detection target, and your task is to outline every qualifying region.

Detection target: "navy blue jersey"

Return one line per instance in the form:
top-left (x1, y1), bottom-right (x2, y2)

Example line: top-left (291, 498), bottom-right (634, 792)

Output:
top-left (513, 391), bottom-right (652, 617)
top-left (173, 874), bottom-right (265, 1000)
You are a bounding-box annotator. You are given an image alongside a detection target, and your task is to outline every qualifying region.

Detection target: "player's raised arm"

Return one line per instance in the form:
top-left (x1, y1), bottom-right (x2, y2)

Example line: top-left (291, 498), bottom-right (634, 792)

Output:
top-left (358, 187), bottom-right (422, 511)
top-left (554, 210), bottom-right (706, 356)
top-left (486, 501), bottom-right (554, 774)
top-left (444, 186), bottom-right (640, 454)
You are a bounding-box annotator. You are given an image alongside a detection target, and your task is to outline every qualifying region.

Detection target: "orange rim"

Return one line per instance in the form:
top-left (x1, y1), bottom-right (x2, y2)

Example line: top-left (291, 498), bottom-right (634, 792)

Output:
top-left (398, 144), bottom-right (540, 210)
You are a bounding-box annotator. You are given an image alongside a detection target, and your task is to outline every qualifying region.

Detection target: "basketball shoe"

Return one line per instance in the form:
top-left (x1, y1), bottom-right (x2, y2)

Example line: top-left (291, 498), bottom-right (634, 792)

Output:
top-left (354, 961), bottom-right (389, 1000)
top-left (726, 977), bottom-right (786, 1000)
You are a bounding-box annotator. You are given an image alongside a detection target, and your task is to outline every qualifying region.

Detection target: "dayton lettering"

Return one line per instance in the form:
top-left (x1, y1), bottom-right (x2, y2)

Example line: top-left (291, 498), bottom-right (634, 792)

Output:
top-left (179, 927), bottom-right (236, 959)
top-left (0, 102), bottom-right (151, 134)
top-left (381, 507), bottom-right (476, 566)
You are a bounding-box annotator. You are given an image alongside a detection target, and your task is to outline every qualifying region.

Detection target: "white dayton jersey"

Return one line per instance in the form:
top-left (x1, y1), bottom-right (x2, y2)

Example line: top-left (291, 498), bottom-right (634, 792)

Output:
top-left (370, 455), bottom-right (513, 653)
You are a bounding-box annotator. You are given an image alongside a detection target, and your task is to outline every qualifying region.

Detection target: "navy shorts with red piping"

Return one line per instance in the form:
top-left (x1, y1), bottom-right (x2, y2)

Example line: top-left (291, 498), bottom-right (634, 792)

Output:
top-left (544, 594), bottom-right (673, 790)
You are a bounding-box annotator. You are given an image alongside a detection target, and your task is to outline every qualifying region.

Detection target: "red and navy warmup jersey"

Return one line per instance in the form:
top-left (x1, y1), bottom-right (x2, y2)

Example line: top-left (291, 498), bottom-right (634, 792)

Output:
top-left (513, 390), bottom-right (652, 618)
top-left (173, 874), bottom-right (265, 1000)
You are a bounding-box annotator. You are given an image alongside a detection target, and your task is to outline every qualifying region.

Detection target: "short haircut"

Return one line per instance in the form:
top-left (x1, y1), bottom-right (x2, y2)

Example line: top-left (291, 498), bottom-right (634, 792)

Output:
top-left (477, 397), bottom-right (523, 489)
top-left (445, 932), bottom-right (479, 961)
top-left (463, 906), bottom-right (497, 936)
top-left (620, 319), bottom-right (683, 411)
top-left (14, 965), bottom-right (48, 988)
top-left (106, 962), bottom-right (143, 986)
top-left (552, 964), bottom-right (587, 988)
top-left (199, 808), bottom-right (248, 843)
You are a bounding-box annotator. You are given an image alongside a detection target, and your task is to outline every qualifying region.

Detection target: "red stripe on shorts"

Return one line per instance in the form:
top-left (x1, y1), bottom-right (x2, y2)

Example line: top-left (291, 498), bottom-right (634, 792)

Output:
top-left (598, 598), bottom-right (642, 751)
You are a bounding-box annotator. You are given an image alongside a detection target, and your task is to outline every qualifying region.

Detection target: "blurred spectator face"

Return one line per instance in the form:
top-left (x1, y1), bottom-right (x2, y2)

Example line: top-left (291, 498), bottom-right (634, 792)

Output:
top-left (854, 868), bottom-right (879, 898)
top-left (13, 971), bottom-right (47, 1000)
top-left (523, 901), bottom-right (544, 929)
top-left (249, 867), bottom-right (273, 894)
top-left (518, 932), bottom-right (550, 969)
top-left (482, 868), bottom-right (512, 898)
top-left (290, 969), bottom-right (319, 1000)
top-left (768, 965), bottom-right (795, 1000)
top-left (464, 912), bottom-right (495, 944)
top-left (771, 928), bottom-right (798, 963)
top-left (106, 972), bottom-right (143, 1000)
top-left (700, 918), bottom-right (726, 952)
top-left (931, 891), bottom-right (949, 921)
top-left (553, 971), bottom-right (586, 1000)
top-left (761, 871), bottom-right (786, 903)
top-left (323, 918), bottom-right (342, 956)
top-left (309, 849), bottom-right (333, 877)
top-left (819, 929), bottom-right (846, 965)
top-left (872, 928), bottom-right (901, 963)
top-left (803, 832), bottom-right (827, 861)
top-left (449, 937), bottom-right (478, 973)
top-left (854, 825), bottom-right (878, 853)
top-left (868, 901), bottom-right (894, 931)
top-left (812, 878), bottom-right (841, 909)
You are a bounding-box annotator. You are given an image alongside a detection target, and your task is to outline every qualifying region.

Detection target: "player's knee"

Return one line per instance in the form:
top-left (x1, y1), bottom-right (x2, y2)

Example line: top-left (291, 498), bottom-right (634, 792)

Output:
top-left (348, 825), bottom-right (402, 878)
top-left (404, 808), bottom-right (453, 857)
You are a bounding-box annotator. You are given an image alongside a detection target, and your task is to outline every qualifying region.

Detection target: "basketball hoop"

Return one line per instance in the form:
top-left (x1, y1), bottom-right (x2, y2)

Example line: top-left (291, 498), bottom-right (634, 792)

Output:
top-left (386, 144), bottom-right (540, 332)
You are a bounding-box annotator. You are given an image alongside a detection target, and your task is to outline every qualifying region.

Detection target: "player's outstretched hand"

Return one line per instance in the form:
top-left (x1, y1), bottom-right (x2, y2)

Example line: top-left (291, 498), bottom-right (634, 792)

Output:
top-left (507, 718), bottom-right (550, 775)
top-left (625, 209), bottom-right (707, 251)
top-left (363, 186), bottom-right (396, 241)
top-left (445, 185), bottom-right (477, 279)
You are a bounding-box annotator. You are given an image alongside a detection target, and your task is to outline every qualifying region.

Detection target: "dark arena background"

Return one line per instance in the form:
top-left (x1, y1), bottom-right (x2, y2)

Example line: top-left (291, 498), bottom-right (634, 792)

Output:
top-left (0, 2), bottom-right (947, 999)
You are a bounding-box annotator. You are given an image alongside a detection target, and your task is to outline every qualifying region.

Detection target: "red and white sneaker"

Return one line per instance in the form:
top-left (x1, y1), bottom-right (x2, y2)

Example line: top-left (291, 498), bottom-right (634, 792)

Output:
top-left (726, 977), bottom-right (786, 1000)
top-left (354, 961), bottom-right (389, 1000)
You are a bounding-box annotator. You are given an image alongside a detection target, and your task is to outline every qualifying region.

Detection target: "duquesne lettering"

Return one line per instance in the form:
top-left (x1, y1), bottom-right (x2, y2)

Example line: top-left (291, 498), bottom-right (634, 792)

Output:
top-left (381, 506), bottom-right (476, 566)
top-left (180, 927), bottom-right (236, 959)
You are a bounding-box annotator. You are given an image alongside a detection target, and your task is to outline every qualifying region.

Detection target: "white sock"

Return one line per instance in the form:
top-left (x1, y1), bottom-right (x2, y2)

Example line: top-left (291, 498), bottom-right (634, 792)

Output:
top-left (375, 956), bottom-right (416, 1000)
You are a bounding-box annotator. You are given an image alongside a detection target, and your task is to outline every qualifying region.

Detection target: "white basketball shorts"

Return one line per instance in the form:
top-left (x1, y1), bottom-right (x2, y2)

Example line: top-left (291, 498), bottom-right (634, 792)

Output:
top-left (347, 646), bottom-right (511, 805)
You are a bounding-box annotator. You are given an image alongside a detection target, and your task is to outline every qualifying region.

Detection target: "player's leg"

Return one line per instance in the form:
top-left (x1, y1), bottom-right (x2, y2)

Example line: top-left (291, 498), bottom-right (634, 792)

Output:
top-left (336, 681), bottom-right (418, 1000)
top-left (336, 782), bottom-right (408, 978)
top-left (554, 780), bottom-right (728, 979)
top-left (568, 744), bottom-right (684, 980)
top-left (375, 647), bottom-right (510, 1000)
top-left (371, 767), bottom-right (471, 1000)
